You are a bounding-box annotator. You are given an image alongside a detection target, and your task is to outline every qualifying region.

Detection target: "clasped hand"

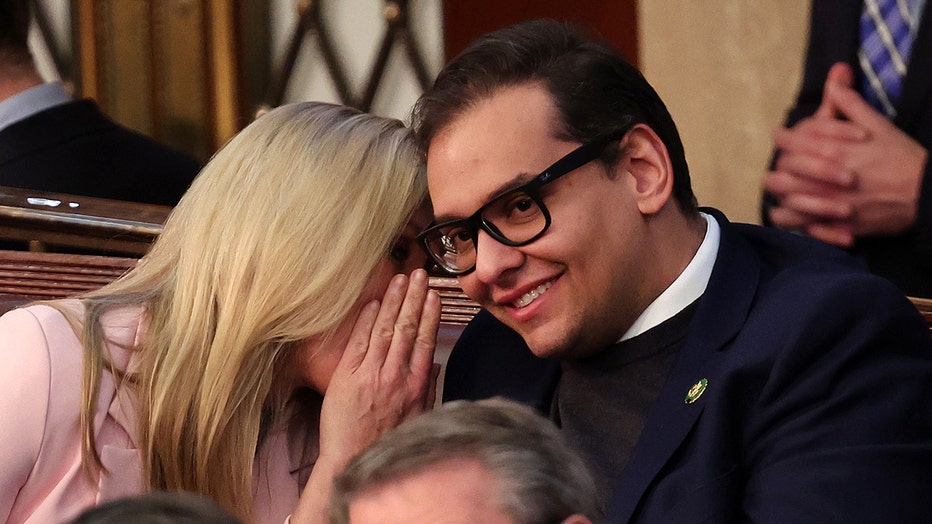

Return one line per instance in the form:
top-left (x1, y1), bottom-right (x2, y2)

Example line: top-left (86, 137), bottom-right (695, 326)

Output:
top-left (765, 62), bottom-right (927, 247)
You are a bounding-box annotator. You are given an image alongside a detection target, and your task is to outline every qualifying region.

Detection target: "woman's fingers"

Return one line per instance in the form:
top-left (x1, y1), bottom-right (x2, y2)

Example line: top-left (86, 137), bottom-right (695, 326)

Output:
top-left (362, 273), bottom-right (410, 365)
top-left (383, 269), bottom-right (431, 372)
top-left (405, 291), bottom-right (441, 414)
top-left (335, 299), bottom-right (381, 372)
top-left (344, 268), bottom-right (438, 380)
top-left (409, 289), bottom-right (440, 378)
top-left (318, 270), bottom-right (442, 470)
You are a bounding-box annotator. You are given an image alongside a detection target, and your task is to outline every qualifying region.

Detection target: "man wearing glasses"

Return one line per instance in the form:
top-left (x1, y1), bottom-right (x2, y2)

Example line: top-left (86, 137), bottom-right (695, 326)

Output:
top-left (413, 19), bottom-right (932, 523)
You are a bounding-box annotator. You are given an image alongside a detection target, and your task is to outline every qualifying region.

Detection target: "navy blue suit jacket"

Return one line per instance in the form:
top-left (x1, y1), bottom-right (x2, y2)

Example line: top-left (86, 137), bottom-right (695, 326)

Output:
top-left (443, 210), bottom-right (932, 523)
top-left (0, 99), bottom-right (200, 206)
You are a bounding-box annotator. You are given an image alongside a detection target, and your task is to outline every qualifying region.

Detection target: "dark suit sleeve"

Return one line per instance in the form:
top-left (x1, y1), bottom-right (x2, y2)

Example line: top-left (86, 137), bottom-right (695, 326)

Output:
top-left (902, 10), bottom-right (932, 273)
top-left (741, 278), bottom-right (932, 522)
top-left (784, 0), bottom-right (861, 128)
top-left (441, 309), bottom-right (561, 415)
top-left (915, 162), bottom-right (932, 263)
top-left (0, 100), bottom-right (201, 207)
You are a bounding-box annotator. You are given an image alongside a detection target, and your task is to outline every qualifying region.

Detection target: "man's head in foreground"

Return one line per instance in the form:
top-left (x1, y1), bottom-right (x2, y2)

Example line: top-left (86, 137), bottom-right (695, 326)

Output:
top-left (330, 398), bottom-right (601, 524)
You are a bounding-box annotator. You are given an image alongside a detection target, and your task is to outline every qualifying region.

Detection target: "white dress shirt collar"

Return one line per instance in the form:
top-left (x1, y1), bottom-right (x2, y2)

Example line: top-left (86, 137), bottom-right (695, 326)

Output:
top-left (620, 211), bottom-right (720, 341)
top-left (0, 82), bottom-right (71, 132)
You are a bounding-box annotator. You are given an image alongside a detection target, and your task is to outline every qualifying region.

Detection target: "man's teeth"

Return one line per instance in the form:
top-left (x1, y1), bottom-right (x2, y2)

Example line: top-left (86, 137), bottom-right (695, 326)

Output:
top-left (513, 281), bottom-right (554, 308)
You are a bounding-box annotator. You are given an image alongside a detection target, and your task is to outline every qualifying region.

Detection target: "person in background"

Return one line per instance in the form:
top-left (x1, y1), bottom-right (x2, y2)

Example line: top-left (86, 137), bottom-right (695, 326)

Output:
top-left (763, 0), bottom-right (932, 297)
top-left (68, 492), bottom-right (241, 524)
top-left (330, 398), bottom-right (601, 524)
top-left (0, 0), bottom-right (200, 206)
top-left (0, 101), bottom-right (439, 524)
top-left (415, 19), bottom-right (932, 522)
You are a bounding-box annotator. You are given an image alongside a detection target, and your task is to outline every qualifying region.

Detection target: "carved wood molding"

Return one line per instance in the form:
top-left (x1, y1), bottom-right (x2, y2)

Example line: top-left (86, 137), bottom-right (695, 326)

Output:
top-left (265, 0), bottom-right (433, 112)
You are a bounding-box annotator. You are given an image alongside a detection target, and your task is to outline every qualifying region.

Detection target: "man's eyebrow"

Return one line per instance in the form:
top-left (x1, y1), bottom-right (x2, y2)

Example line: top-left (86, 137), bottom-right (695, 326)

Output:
top-left (433, 171), bottom-right (539, 223)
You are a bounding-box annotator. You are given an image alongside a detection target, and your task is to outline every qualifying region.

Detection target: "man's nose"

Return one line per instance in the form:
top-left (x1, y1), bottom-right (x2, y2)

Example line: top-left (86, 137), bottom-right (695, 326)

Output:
top-left (472, 229), bottom-right (525, 284)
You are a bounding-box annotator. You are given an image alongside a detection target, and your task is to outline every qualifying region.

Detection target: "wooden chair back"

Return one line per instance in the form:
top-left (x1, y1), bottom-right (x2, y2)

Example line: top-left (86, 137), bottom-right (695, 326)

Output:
top-left (0, 184), bottom-right (480, 321)
top-left (909, 296), bottom-right (932, 335)
top-left (0, 249), bottom-right (481, 326)
top-left (0, 184), bottom-right (484, 324)
top-left (0, 250), bottom-right (137, 314)
top-left (0, 185), bottom-right (169, 256)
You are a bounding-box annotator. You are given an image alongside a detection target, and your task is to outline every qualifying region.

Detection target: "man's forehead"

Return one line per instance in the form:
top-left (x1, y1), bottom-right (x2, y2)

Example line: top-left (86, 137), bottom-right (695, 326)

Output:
top-left (425, 139), bottom-right (540, 223)
top-left (435, 83), bottom-right (559, 139)
top-left (424, 85), bottom-right (564, 219)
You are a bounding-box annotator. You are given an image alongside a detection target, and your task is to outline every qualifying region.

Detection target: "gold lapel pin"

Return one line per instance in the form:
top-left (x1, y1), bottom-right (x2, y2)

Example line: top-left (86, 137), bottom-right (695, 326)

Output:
top-left (685, 378), bottom-right (708, 404)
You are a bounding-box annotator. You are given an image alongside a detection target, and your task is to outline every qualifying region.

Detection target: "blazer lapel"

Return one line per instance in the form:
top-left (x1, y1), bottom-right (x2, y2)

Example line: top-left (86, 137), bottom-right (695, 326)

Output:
top-left (894, 4), bottom-right (932, 131)
top-left (609, 209), bottom-right (760, 523)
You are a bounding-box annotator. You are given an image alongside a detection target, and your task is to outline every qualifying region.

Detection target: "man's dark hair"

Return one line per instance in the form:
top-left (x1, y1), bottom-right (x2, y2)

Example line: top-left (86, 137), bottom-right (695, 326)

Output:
top-left (412, 19), bottom-right (697, 213)
top-left (0, 0), bottom-right (34, 68)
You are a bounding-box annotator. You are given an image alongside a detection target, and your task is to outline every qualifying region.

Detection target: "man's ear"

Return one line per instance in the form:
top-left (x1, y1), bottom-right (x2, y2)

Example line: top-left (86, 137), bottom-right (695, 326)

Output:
top-left (616, 123), bottom-right (674, 216)
top-left (559, 514), bottom-right (594, 524)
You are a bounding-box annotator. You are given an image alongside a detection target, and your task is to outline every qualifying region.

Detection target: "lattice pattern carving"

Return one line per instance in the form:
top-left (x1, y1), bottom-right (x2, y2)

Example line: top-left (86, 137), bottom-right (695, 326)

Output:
top-left (265, 0), bottom-right (434, 112)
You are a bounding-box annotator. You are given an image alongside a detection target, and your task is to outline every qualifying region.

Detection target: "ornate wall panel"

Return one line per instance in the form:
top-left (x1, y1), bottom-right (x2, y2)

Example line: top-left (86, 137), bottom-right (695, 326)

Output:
top-left (32, 0), bottom-right (440, 161)
top-left (640, 1), bottom-right (811, 224)
top-left (29, 1), bottom-right (811, 224)
top-left (268, 0), bottom-right (442, 121)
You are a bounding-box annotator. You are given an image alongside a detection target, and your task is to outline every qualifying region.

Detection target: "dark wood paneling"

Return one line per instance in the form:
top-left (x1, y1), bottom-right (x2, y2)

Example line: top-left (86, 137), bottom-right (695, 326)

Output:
top-left (73, 0), bottom-right (258, 163)
top-left (443, 1), bottom-right (639, 64)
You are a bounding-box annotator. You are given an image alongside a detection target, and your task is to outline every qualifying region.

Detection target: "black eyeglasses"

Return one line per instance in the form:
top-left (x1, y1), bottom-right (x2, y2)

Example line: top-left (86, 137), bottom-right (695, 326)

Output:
top-left (418, 131), bottom-right (625, 275)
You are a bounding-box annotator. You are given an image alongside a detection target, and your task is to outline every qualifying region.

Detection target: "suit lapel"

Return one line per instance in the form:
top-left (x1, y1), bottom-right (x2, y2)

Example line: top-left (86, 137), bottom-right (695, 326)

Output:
top-left (833, 0), bottom-right (865, 61)
top-left (609, 209), bottom-right (760, 523)
top-left (895, 6), bottom-right (932, 131)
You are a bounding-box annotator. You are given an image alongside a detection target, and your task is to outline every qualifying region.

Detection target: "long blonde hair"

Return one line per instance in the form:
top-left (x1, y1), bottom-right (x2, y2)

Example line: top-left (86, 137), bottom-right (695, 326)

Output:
top-left (75, 102), bottom-right (426, 520)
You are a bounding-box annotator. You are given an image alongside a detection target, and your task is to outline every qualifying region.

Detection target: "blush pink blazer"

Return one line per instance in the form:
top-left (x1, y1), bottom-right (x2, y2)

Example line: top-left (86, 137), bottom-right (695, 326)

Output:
top-left (0, 302), bottom-right (304, 523)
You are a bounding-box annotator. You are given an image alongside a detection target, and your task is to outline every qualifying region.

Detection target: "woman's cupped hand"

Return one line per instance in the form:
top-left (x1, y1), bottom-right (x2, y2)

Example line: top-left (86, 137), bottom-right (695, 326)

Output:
top-left (317, 268), bottom-right (442, 470)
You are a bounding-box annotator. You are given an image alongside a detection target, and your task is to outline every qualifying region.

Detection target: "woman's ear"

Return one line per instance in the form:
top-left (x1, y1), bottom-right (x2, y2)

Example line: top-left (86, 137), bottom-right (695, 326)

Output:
top-left (616, 123), bottom-right (675, 216)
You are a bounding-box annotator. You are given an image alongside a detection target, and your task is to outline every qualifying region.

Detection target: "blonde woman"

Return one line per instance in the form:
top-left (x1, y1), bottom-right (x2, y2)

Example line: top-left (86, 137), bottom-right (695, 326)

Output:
top-left (0, 102), bottom-right (439, 524)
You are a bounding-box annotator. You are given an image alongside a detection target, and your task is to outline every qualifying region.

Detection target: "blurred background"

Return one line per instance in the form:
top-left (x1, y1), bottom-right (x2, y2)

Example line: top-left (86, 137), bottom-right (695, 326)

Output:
top-left (28, 0), bottom-right (811, 224)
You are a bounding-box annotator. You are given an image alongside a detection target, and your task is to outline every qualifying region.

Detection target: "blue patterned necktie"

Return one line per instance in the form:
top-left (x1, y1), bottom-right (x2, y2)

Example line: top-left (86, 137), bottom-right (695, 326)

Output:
top-left (858, 0), bottom-right (917, 117)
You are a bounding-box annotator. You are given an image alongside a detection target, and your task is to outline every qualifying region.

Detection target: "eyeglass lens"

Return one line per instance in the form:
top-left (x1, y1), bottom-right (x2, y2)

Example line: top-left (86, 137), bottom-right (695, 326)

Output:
top-left (421, 129), bottom-right (628, 274)
top-left (426, 189), bottom-right (547, 272)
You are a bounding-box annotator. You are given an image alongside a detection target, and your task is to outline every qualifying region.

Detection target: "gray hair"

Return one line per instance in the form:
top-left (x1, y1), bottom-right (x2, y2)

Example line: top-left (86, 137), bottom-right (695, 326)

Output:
top-left (330, 398), bottom-right (602, 524)
top-left (67, 491), bottom-right (241, 524)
